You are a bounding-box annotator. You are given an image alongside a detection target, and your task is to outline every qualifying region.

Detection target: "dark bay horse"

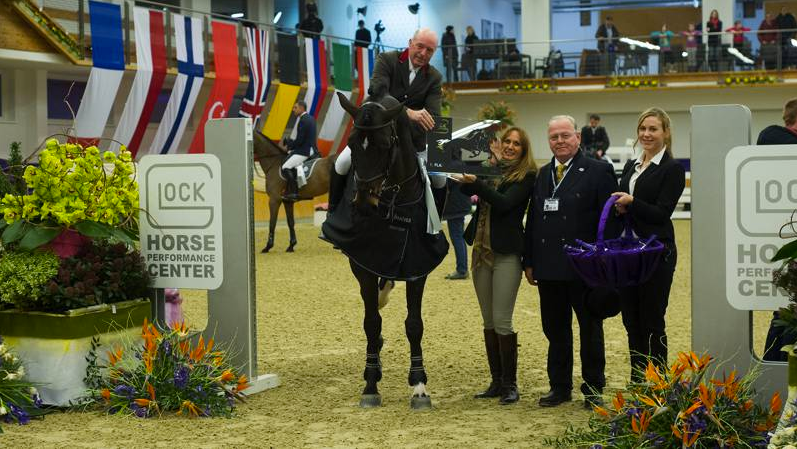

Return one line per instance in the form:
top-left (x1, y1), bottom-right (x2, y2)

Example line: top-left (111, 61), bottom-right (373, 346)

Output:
top-left (253, 131), bottom-right (336, 253)
top-left (323, 92), bottom-right (448, 409)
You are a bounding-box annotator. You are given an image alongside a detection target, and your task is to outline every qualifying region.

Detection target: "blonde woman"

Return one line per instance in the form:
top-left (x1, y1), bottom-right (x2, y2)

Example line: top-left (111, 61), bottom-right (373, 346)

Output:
top-left (451, 126), bottom-right (537, 405)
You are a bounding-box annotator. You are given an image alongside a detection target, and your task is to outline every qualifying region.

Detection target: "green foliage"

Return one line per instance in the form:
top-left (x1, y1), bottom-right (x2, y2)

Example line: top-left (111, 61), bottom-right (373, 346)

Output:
top-left (774, 213), bottom-right (797, 337)
top-left (40, 240), bottom-right (152, 313)
top-left (0, 251), bottom-right (60, 310)
top-left (477, 101), bottom-right (516, 127)
top-left (0, 139), bottom-right (139, 251)
top-left (0, 141), bottom-right (25, 201)
top-left (86, 321), bottom-right (249, 418)
top-left (547, 352), bottom-right (777, 448)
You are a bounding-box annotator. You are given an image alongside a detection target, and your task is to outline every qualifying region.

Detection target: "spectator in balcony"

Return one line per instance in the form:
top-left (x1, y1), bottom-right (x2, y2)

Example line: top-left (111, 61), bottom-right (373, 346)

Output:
top-left (463, 26), bottom-right (479, 81)
top-left (726, 20), bottom-right (751, 53)
top-left (355, 20), bottom-right (371, 48)
top-left (706, 9), bottom-right (723, 72)
top-left (298, 2), bottom-right (324, 38)
top-left (651, 24), bottom-right (675, 73)
top-left (595, 16), bottom-right (620, 74)
top-left (442, 25), bottom-right (459, 83)
top-left (681, 23), bottom-right (702, 71)
top-left (581, 114), bottom-right (611, 161)
top-left (776, 6), bottom-right (797, 68)
top-left (759, 13), bottom-right (779, 70)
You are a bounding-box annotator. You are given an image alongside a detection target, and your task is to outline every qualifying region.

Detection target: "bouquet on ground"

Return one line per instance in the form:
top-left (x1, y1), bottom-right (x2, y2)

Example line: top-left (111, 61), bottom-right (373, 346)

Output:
top-left (0, 336), bottom-right (45, 433)
top-left (549, 352), bottom-right (780, 448)
top-left (0, 138), bottom-right (139, 251)
top-left (86, 319), bottom-right (250, 418)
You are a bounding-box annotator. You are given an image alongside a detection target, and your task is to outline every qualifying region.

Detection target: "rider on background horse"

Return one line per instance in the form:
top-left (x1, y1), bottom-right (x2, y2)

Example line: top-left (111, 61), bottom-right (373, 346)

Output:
top-left (282, 100), bottom-right (319, 201)
top-left (329, 28), bottom-right (447, 212)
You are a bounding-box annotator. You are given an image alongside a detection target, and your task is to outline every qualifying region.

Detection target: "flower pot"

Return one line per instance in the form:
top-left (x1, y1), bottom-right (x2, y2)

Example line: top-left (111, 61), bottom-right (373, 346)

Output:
top-left (778, 352), bottom-right (797, 431)
top-left (0, 299), bottom-right (150, 406)
top-left (46, 229), bottom-right (89, 258)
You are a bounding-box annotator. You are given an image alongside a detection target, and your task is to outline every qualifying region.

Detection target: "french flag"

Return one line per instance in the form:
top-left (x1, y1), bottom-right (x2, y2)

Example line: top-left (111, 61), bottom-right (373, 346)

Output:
top-left (149, 14), bottom-right (204, 154)
top-left (239, 25), bottom-right (271, 127)
top-left (71, 1), bottom-right (125, 148)
top-left (110, 7), bottom-right (166, 158)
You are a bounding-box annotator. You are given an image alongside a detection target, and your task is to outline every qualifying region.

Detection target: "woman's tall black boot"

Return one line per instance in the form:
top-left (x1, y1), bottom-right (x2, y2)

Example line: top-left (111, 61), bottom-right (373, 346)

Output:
top-left (498, 332), bottom-right (519, 405)
top-left (474, 328), bottom-right (502, 398)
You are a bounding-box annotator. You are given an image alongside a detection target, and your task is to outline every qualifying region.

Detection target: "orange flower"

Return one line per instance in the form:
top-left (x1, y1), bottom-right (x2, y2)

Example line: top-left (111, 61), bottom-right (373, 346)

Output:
top-left (107, 347), bottom-right (124, 366)
top-left (134, 398), bottom-right (151, 407)
top-left (190, 336), bottom-right (207, 362)
top-left (143, 353), bottom-right (153, 374)
top-left (671, 425), bottom-right (683, 439)
top-left (235, 375), bottom-right (250, 392)
top-left (684, 430), bottom-right (701, 447)
top-left (218, 369), bottom-right (235, 383)
top-left (101, 388), bottom-right (110, 402)
top-left (178, 400), bottom-right (200, 417)
top-left (698, 384), bottom-right (716, 411)
top-left (630, 411), bottom-right (651, 435)
top-left (593, 405), bottom-right (610, 418)
top-left (612, 391), bottom-right (625, 412)
top-left (147, 382), bottom-right (156, 401)
top-left (179, 340), bottom-right (191, 356)
top-left (771, 391), bottom-right (783, 415)
top-left (711, 370), bottom-right (740, 400)
top-left (170, 320), bottom-right (189, 336)
top-left (740, 399), bottom-right (754, 412)
top-left (683, 401), bottom-right (702, 416)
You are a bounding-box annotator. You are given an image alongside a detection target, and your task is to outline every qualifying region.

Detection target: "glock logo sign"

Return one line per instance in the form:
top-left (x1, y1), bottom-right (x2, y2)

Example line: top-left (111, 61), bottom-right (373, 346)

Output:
top-left (139, 155), bottom-right (223, 290)
top-left (725, 146), bottom-right (797, 310)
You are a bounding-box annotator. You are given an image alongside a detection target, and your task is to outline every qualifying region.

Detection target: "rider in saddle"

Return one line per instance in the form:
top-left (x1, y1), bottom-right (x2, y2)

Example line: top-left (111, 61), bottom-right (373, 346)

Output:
top-left (329, 27), bottom-right (446, 211)
top-left (281, 101), bottom-right (319, 201)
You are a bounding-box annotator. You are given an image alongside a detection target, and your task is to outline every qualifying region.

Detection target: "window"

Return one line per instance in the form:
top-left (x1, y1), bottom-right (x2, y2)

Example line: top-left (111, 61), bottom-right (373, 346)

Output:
top-left (47, 79), bottom-right (87, 120)
top-left (580, 1), bottom-right (591, 27)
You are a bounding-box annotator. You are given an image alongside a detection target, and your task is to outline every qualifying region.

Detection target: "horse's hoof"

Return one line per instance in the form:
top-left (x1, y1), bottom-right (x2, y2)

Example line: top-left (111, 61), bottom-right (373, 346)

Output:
top-left (260, 246), bottom-right (271, 253)
top-left (286, 246), bottom-right (295, 253)
top-left (360, 394), bottom-right (382, 408)
top-left (410, 394), bottom-right (432, 410)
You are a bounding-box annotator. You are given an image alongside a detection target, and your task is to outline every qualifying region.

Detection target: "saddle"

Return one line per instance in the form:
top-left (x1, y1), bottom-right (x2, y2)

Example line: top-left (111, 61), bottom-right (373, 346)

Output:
top-left (278, 157), bottom-right (322, 184)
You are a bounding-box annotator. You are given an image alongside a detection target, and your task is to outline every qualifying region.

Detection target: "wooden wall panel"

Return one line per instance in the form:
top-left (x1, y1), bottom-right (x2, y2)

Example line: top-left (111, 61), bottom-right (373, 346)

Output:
top-left (0, 3), bottom-right (59, 53)
top-left (599, 7), bottom-right (702, 42)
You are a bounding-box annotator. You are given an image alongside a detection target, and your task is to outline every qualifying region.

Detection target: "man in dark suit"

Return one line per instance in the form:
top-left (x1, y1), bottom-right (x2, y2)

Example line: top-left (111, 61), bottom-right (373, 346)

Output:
top-left (330, 28), bottom-right (443, 209)
top-left (281, 101), bottom-right (318, 201)
top-left (523, 115), bottom-right (617, 409)
top-left (441, 25), bottom-right (459, 83)
top-left (757, 97), bottom-right (797, 145)
top-left (595, 16), bottom-right (620, 74)
top-left (354, 20), bottom-right (371, 48)
top-left (581, 114), bottom-right (611, 160)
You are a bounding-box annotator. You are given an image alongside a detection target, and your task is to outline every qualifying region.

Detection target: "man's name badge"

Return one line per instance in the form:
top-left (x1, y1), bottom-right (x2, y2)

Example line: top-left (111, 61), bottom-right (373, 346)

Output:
top-left (544, 198), bottom-right (559, 212)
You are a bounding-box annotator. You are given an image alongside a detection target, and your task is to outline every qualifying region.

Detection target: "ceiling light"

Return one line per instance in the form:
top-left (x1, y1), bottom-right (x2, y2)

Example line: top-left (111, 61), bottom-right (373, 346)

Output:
top-left (231, 12), bottom-right (244, 19)
top-left (681, 51), bottom-right (688, 57)
top-left (408, 3), bottom-right (420, 15)
top-left (273, 11), bottom-right (282, 24)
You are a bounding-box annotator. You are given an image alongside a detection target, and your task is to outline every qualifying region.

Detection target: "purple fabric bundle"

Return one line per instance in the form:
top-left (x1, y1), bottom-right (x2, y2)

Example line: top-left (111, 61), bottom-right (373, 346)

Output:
top-left (565, 195), bottom-right (664, 288)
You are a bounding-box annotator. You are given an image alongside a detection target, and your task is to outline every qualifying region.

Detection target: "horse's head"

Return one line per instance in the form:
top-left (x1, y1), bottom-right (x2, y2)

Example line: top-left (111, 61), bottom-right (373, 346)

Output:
top-left (337, 91), bottom-right (403, 207)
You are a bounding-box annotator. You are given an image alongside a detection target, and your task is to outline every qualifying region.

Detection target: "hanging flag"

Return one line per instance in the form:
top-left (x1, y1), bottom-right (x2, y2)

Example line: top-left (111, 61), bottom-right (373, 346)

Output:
top-left (149, 14), bottom-right (204, 154)
top-left (302, 38), bottom-right (329, 119)
top-left (317, 42), bottom-right (353, 157)
top-left (71, 1), bottom-right (124, 148)
top-left (111, 7), bottom-right (166, 158)
top-left (189, 21), bottom-right (239, 153)
top-left (238, 25), bottom-right (270, 127)
top-left (335, 46), bottom-right (374, 154)
top-left (261, 33), bottom-right (301, 140)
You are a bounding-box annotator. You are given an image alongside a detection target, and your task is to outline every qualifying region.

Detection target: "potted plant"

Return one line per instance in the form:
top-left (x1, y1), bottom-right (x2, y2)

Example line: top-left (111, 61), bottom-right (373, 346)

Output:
top-left (477, 100), bottom-right (516, 128)
top-left (0, 138), bottom-right (151, 406)
top-left (441, 86), bottom-right (456, 117)
top-left (772, 211), bottom-right (797, 431)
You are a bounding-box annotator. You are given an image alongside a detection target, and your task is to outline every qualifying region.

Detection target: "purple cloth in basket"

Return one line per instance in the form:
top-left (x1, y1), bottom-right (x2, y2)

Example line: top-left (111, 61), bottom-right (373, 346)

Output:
top-left (564, 196), bottom-right (664, 288)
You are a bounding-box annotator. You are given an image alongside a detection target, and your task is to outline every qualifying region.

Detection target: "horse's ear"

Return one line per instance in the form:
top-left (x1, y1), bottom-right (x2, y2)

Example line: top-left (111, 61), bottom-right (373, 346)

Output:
top-left (383, 103), bottom-right (404, 122)
top-left (337, 92), bottom-right (358, 117)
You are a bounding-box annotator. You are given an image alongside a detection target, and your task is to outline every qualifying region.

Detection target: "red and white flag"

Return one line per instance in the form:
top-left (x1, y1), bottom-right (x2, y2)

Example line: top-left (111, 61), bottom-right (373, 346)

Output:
top-left (110, 7), bottom-right (166, 158)
top-left (188, 21), bottom-right (239, 153)
top-left (71, 1), bottom-right (125, 148)
top-left (149, 13), bottom-right (204, 154)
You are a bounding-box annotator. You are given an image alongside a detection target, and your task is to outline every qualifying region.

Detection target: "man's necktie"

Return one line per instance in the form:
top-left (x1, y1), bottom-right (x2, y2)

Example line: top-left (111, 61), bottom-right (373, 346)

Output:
top-left (556, 164), bottom-right (567, 184)
top-left (409, 69), bottom-right (417, 85)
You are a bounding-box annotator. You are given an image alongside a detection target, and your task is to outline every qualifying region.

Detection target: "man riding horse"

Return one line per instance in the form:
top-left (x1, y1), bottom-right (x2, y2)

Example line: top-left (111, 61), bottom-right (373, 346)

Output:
top-left (282, 100), bottom-right (319, 201)
top-left (329, 28), bottom-right (447, 211)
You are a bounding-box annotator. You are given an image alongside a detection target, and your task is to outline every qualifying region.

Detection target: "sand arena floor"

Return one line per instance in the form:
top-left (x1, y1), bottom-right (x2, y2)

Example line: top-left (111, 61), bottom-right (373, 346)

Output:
top-left (1, 220), bottom-right (776, 448)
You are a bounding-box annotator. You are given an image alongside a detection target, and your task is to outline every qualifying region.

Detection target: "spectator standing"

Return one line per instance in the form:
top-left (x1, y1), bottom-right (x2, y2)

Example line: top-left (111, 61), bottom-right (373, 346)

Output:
top-left (581, 114), bottom-right (611, 160)
top-left (442, 25), bottom-right (459, 83)
top-left (442, 179), bottom-right (471, 280)
top-left (651, 24), bottom-right (675, 73)
top-left (452, 126), bottom-right (537, 405)
top-left (355, 20), bottom-right (371, 48)
top-left (706, 10), bottom-right (723, 72)
top-left (298, 3), bottom-right (324, 38)
top-left (726, 20), bottom-right (752, 69)
top-left (463, 26), bottom-right (479, 81)
top-left (777, 6), bottom-right (797, 68)
top-left (612, 107), bottom-right (685, 379)
top-left (758, 13), bottom-right (779, 70)
top-left (595, 16), bottom-right (620, 74)
top-left (524, 116), bottom-right (617, 409)
top-left (681, 23), bottom-right (702, 71)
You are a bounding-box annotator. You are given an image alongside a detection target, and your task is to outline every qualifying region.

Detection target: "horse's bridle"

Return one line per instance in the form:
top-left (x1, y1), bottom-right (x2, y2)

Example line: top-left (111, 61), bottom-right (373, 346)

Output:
top-left (352, 102), bottom-right (421, 219)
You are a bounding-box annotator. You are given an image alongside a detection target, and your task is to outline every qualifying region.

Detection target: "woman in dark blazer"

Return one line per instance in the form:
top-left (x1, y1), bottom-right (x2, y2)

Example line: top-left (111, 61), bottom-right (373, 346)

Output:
top-left (451, 126), bottom-right (537, 405)
top-left (612, 107), bottom-right (685, 380)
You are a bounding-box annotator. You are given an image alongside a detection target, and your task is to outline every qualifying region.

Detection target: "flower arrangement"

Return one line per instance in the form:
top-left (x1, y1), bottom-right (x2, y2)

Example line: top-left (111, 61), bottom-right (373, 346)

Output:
top-left (0, 250), bottom-right (60, 310)
top-left (723, 74), bottom-right (777, 86)
top-left (441, 85), bottom-right (456, 110)
top-left (86, 319), bottom-right (250, 418)
top-left (477, 100), bottom-right (516, 127)
top-left (0, 142), bottom-right (25, 199)
top-left (772, 211), bottom-right (797, 337)
top-left (548, 352), bottom-right (780, 448)
top-left (609, 77), bottom-right (660, 89)
top-left (770, 421), bottom-right (797, 449)
top-left (501, 81), bottom-right (551, 93)
top-left (0, 336), bottom-right (44, 433)
top-left (0, 138), bottom-right (139, 251)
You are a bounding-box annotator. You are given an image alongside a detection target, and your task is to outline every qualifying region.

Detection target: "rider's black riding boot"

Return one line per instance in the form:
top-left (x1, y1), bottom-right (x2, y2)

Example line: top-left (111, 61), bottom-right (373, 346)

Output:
top-left (328, 169), bottom-right (347, 212)
top-left (498, 332), bottom-right (520, 405)
top-left (281, 168), bottom-right (300, 201)
top-left (474, 328), bottom-right (502, 398)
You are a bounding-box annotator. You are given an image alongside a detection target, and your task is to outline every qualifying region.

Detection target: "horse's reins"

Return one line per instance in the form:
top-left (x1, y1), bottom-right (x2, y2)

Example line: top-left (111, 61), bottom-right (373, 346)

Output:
top-left (353, 101), bottom-right (423, 221)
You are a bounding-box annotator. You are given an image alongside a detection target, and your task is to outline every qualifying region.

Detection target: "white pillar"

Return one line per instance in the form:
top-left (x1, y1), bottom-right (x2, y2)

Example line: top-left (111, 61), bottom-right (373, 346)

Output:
top-left (702, 0), bottom-right (734, 45)
top-left (247, 0), bottom-right (274, 26)
top-left (14, 69), bottom-right (48, 158)
top-left (521, 0), bottom-right (550, 64)
top-left (182, 0), bottom-right (211, 17)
